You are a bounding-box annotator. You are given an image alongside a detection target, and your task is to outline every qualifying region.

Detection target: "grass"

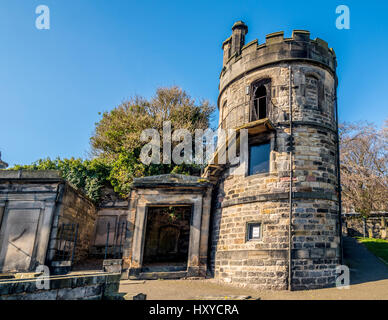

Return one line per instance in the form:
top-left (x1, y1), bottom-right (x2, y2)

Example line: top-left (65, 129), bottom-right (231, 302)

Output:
top-left (357, 237), bottom-right (388, 265)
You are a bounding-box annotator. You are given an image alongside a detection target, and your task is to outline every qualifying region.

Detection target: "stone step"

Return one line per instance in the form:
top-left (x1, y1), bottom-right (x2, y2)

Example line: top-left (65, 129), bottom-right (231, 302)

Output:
top-left (141, 265), bottom-right (186, 273)
top-left (137, 271), bottom-right (187, 280)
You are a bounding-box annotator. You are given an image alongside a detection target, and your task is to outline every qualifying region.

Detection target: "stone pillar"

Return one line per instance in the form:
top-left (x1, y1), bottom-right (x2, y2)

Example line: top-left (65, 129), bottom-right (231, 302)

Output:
top-left (198, 188), bottom-right (212, 276)
top-left (187, 198), bottom-right (203, 277)
top-left (363, 217), bottom-right (367, 238)
top-left (129, 205), bottom-right (147, 275)
top-left (35, 201), bottom-right (57, 268)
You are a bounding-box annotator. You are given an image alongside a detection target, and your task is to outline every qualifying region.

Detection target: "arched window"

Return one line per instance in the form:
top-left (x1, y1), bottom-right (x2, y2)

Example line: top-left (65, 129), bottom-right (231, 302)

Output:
top-left (251, 79), bottom-right (271, 121)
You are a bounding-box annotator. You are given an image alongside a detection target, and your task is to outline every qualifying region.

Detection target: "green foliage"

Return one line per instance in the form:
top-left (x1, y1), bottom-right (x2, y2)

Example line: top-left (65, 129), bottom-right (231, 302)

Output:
top-left (11, 87), bottom-right (214, 201)
top-left (161, 206), bottom-right (182, 222)
top-left (102, 149), bottom-right (201, 198)
top-left (90, 86), bottom-right (213, 197)
top-left (91, 87), bottom-right (214, 156)
top-left (12, 158), bottom-right (112, 203)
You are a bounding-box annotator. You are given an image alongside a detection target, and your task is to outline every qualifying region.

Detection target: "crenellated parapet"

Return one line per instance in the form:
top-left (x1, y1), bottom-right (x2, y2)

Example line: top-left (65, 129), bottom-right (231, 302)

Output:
top-left (220, 26), bottom-right (337, 95)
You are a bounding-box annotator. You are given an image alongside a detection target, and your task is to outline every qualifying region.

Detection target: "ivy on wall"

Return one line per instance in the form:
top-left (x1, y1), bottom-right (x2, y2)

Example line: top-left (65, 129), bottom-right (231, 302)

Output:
top-left (12, 158), bottom-right (111, 203)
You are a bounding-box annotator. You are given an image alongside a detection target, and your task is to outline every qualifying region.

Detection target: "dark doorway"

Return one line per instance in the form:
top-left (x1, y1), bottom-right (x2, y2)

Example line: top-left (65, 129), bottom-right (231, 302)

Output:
top-left (142, 206), bottom-right (192, 271)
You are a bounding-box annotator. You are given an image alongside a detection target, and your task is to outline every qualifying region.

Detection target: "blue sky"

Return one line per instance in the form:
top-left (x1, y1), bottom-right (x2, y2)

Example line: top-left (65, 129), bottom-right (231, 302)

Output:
top-left (1, 0), bottom-right (387, 167)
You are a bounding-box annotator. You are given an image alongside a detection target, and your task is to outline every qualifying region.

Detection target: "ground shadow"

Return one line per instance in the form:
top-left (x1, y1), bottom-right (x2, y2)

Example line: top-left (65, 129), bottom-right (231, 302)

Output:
top-left (343, 236), bottom-right (388, 285)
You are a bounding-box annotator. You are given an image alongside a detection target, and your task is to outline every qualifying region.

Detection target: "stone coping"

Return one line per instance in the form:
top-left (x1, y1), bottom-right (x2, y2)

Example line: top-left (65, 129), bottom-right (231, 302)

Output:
top-left (0, 271), bottom-right (122, 300)
top-left (0, 271), bottom-right (121, 297)
top-left (221, 191), bottom-right (338, 209)
top-left (0, 271), bottom-right (120, 285)
top-left (0, 170), bottom-right (62, 181)
top-left (0, 170), bottom-right (96, 204)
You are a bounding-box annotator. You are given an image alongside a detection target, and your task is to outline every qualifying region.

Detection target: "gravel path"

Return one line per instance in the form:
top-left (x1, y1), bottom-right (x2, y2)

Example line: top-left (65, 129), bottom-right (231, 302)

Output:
top-left (119, 237), bottom-right (388, 300)
top-left (343, 236), bottom-right (388, 285)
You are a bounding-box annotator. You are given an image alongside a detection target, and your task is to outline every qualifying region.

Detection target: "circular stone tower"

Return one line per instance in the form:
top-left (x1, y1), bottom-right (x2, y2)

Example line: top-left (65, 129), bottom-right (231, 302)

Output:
top-left (208, 22), bottom-right (341, 290)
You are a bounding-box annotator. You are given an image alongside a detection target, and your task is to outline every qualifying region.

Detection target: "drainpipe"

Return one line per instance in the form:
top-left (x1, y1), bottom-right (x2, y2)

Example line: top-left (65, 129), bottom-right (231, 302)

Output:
top-left (334, 83), bottom-right (344, 264)
top-left (288, 65), bottom-right (293, 291)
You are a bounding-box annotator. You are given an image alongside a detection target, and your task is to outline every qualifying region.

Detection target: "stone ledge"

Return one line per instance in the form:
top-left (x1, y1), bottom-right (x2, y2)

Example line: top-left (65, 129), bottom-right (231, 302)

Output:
top-left (216, 249), bottom-right (288, 260)
top-left (292, 248), bottom-right (340, 259)
top-left (221, 191), bottom-right (337, 208)
top-left (0, 170), bottom-right (62, 181)
top-left (0, 272), bottom-right (121, 298)
top-left (132, 174), bottom-right (211, 189)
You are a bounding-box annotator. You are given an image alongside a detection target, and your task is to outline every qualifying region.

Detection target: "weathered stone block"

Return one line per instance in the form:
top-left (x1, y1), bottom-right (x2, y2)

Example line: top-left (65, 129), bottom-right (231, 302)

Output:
top-left (57, 287), bottom-right (86, 300)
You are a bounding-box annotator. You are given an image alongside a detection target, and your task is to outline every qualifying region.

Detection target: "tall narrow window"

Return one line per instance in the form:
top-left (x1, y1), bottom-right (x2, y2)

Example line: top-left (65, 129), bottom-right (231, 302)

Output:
top-left (248, 142), bottom-right (270, 175)
top-left (255, 85), bottom-right (267, 120)
top-left (251, 79), bottom-right (271, 121)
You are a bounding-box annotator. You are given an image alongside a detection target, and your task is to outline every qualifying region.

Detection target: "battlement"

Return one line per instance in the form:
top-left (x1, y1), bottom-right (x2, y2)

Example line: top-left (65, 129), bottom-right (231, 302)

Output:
top-left (221, 26), bottom-right (337, 86)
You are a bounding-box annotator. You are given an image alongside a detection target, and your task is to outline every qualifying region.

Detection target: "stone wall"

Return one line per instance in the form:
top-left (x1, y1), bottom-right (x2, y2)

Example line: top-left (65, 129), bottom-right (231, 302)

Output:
top-left (343, 213), bottom-right (388, 239)
top-left (211, 177), bottom-right (340, 290)
top-left (90, 187), bottom-right (129, 257)
top-left (291, 199), bottom-right (340, 290)
top-left (219, 63), bottom-right (336, 132)
top-left (211, 197), bottom-right (289, 290)
top-left (0, 272), bottom-right (121, 300)
top-left (47, 183), bottom-right (97, 264)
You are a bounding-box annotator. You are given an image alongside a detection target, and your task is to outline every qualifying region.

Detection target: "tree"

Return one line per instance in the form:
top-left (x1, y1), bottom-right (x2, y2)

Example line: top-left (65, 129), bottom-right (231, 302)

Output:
top-left (340, 120), bottom-right (388, 215)
top-left (91, 86), bottom-right (214, 157)
top-left (90, 86), bottom-right (215, 197)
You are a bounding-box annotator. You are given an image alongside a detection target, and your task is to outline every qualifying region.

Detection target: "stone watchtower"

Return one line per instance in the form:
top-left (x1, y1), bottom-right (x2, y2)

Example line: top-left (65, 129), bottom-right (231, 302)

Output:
top-left (207, 22), bottom-right (341, 290)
